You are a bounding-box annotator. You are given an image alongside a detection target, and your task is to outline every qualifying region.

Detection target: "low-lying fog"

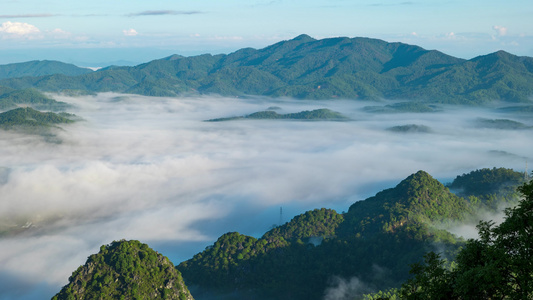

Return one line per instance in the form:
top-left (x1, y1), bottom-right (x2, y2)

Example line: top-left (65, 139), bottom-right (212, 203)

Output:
top-left (0, 93), bottom-right (531, 299)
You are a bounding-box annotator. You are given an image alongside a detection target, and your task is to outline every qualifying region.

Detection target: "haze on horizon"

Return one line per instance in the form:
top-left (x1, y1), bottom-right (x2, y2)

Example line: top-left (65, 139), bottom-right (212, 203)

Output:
top-left (0, 0), bottom-right (532, 66)
top-left (0, 93), bottom-right (531, 299)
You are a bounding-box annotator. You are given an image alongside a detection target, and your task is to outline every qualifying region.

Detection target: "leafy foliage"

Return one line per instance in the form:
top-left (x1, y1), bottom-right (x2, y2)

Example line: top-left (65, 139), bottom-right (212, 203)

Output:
top-left (400, 180), bottom-right (533, 299)
top-left (52, 240), bottom-right (194, 300)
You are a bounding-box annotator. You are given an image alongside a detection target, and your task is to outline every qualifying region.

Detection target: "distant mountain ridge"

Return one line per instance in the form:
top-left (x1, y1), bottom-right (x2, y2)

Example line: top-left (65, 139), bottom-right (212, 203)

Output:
top-left (205, 108), bottom-right (348, 121)
top-left (1, 35), bottom-right (533, 104)
top-left (0, 60), bottom-right (93, 80)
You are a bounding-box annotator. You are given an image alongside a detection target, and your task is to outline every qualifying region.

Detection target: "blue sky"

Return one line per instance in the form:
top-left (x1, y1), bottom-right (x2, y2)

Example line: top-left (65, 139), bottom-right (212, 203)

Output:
top-left (0, 0), bottom-right (532, 66)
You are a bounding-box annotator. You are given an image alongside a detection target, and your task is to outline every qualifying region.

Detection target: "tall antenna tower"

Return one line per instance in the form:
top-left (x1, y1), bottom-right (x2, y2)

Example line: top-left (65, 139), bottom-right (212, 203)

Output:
top-left (279, 207), bottom-right (283, 226)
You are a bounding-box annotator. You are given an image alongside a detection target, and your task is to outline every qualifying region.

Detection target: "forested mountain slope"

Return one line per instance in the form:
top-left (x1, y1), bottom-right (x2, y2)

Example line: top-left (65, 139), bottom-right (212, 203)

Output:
top-left (0, 87), bottom-right (72, 111)
top-left (52, 168), bottom-right (526, 299)
top-left (0, 60), bottom-right (92, 79)
top-left (52, 240), bottom-right (194, 300)
top-left (0, 107), bottom-right (75, 129)
top-left (2, 35), bottom-right (533, 103)
top-left (178, 169), bottom-right (526, 299)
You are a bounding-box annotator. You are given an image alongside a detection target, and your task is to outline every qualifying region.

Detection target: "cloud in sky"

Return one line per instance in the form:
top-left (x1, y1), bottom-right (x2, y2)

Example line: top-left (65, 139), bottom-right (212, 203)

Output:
top-left (0, 21), bottom-right (40, 38)
top-left (49, 28), bottom-right (71, 39)
top-left (369, 1), bottom-right (414, 6)
top-left (0, 13), bottom-right (57, 18)
top-left (493, 25), bottom-right (508, 36)
top-left (123, 28), bottom-right (138, 36)
top-left (126, 10), bottom-right (202, 17)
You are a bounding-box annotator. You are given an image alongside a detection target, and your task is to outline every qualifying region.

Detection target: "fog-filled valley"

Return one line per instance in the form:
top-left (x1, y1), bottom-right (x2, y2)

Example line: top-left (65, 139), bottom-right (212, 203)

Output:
top-left (0, 93), bottom-right (532, 299)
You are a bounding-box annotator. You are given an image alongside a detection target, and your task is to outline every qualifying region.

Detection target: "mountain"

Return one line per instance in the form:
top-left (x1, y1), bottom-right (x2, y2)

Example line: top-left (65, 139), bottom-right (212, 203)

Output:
top-left (398, 180), bottom-right (533, 299)
top-left (52, 240), bottom-right (194, 300)
top-left (0, 107), bottom-right (76, 129)
top-left (0, 60), bottom-right (93, 80)
top-left (387, 124), bottom-right (432, 133)
top-left (447, 167), bottom-right (526, 209)
top-left (1, 35), bottom-right (533, 104)
top-left (177, 171), bottom-right (491, 299)
top-left (51, 168), bottom-right (525, 299)
top-left (474, 118), bottom-right (531, 130)
top-left (0, 88), bottom-right (72, 111)
top-left (205, 108), bottom-right (348, 121)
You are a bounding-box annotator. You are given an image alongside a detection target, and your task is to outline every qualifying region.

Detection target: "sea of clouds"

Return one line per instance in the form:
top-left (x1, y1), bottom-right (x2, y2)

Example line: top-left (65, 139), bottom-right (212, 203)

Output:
top-left (0, 93), bottom-right (531, 299)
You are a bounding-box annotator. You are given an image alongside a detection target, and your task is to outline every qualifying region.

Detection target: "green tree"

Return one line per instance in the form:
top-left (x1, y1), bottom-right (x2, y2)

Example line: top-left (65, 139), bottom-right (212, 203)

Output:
top-left (400, 180), bottom-right (533, 299)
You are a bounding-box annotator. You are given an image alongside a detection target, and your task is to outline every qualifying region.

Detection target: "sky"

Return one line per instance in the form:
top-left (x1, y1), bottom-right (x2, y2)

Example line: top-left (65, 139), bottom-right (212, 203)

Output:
top-left (0, 94), bottom-right (532, 299)
top-left (0, 0), bottom-right (532, 66)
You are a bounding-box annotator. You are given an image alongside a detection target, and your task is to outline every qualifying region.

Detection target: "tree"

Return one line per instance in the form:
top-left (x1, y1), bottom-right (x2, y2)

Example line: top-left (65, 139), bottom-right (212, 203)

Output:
top-left (400, 180), bottom-right (533, 299)
top-left (399, 252), bottom-right (453, 299)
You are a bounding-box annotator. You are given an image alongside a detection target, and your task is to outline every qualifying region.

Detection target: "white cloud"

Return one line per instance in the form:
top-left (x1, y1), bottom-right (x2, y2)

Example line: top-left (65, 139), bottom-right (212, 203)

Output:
top-left (493, 25), bottom-right (508, 36)
top-left (123, 28), bottom-right (138, 36)
top-left (0, 21), bottom-right (40, 38)
top-left (49, 28), bottom-right (71, 39)
top-left (0, 93), bottom-right (531, 299)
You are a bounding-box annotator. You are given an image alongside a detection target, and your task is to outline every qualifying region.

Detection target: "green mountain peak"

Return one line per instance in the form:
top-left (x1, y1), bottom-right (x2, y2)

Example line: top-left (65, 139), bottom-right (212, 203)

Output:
top-left (341, 170), bottom-right (472, 238)
top-left (52, 240), bottom-right (194, 300)
top-left (292, 34), bottom-right (315, 42)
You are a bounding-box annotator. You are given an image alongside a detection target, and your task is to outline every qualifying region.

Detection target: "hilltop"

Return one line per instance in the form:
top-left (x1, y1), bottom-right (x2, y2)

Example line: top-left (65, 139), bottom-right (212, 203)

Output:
top-left (0, 60), bottom-right (92, 80)
top-left (0, 87), bottom-right (72, 111)
top-left (52, 240), bottom-right (194, 300)
top-left (205, 108), bottom-right (348, 121)
top-left (0, 107), bottom-right (76, 130)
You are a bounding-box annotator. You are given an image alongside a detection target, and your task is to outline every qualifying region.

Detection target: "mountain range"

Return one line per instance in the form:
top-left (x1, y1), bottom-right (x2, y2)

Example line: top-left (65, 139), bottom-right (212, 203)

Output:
top-left (177, 168), bottom-right (525, 299)
top-left (52, 167), bottom-right (526, 300)
top-left (1, 35), bottom-right (533, 104)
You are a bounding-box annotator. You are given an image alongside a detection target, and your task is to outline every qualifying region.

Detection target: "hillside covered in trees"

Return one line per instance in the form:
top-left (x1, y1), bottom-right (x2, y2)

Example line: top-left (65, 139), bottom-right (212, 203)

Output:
top-left (53, 240), bottom-right (194, 300)
top-left (177, 168), bottom-right (526, 300)
top-left (0, 60), bottom-right (92, 80)
top-left (51, 168), bottom-right (529, 299)
top-left (399, 180), bottom-right (533, 299)
top-left (0, 107), bottom-right (76, 130)
top-left (1, 35), bottom-right (533, 104)
top-left (0, 87), bottom-right (72, 111)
